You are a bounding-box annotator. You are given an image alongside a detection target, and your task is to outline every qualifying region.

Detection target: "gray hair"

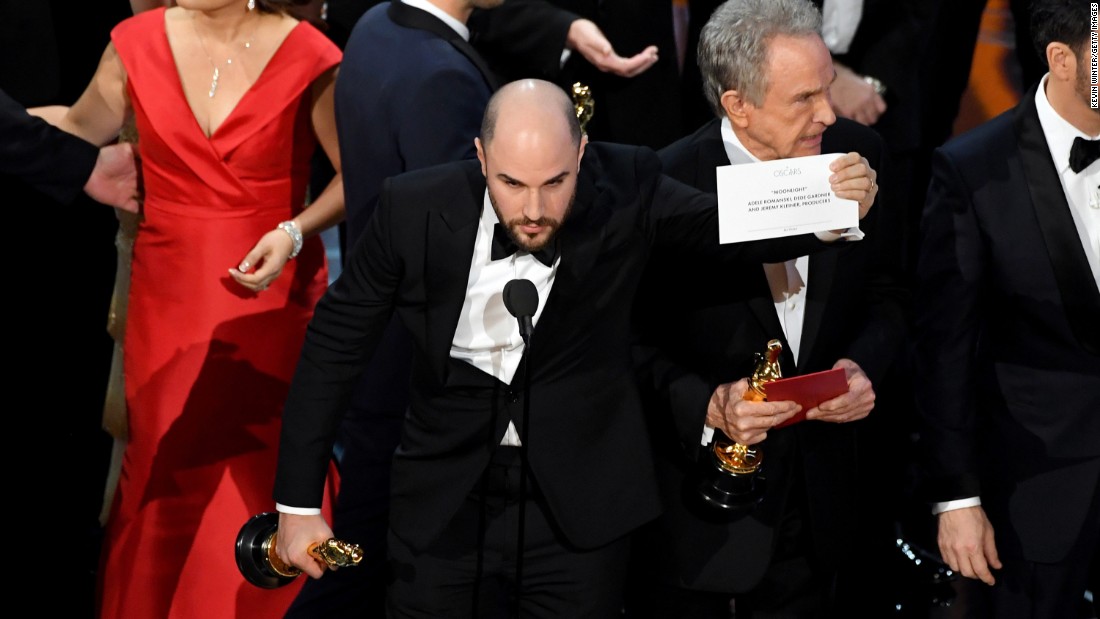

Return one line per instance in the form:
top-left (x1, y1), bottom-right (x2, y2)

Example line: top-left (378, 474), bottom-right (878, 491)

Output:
top-left (698, 0), bottom-right (823, 115)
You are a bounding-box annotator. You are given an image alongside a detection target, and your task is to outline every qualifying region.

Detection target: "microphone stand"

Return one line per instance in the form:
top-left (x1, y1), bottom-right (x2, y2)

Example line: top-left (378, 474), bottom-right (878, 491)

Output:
top-left (502, 277), bottom-right (537, 616)
top-left (514, 328), bottom-right (532, 618)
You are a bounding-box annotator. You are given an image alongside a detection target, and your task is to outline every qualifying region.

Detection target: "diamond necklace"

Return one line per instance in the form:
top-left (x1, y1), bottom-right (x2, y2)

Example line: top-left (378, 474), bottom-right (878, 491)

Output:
top-left (190, 14), bottom-right (257, 98)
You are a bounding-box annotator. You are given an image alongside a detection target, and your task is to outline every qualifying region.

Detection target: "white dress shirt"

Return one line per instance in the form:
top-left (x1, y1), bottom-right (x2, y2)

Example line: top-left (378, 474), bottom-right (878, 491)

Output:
top-left (451, 191), bottom-right (559, 447)
top-left (278, 192), bottom-right (558, 516)
top-left (933, 75), bottom-right (1100, 517)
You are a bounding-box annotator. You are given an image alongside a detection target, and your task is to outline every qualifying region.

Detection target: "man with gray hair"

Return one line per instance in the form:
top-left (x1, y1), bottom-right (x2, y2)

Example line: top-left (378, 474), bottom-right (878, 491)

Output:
top-left (628, 0), bottom-right (906, 616)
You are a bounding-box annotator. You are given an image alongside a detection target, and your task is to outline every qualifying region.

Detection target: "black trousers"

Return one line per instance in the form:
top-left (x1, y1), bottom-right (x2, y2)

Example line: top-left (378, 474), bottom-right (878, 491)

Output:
top-left (625, 461), bottom-right (831, 619)
top-left (386, 447), bottom-right (631, 618)
top-left (627, 514), bottom-right (830, 619)
top-left (983, 479), bottom-right (1100, 619)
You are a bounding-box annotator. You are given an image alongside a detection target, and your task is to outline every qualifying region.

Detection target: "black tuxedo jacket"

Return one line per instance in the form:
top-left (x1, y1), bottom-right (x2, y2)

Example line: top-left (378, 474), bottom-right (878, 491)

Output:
top-left (0, 87), bottom-right (97, 203)
top-left (631, 117), bottom-right (908, 592)
top-left (299, 6), bottom-right (581, 614)
top-left (914, 84), bottom-right (1100, 564)
top-left (327, 0), bottom-right (578, 532)
top-left (275, 142), bottom-right (827, 552)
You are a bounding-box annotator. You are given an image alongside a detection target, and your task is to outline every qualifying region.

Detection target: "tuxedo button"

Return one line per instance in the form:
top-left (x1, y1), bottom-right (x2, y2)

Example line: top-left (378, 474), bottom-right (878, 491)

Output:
top-left (508, 391), bottom-right (519, 403)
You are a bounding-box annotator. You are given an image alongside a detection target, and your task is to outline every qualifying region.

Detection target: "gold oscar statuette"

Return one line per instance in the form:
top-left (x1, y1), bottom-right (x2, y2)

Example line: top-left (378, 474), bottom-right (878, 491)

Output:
top-left (697, 339), bottom-right (783, 513)
top-left (235, 512), bottom-right (364, 589)
top-left (571, 82), bottom-right (594, 133)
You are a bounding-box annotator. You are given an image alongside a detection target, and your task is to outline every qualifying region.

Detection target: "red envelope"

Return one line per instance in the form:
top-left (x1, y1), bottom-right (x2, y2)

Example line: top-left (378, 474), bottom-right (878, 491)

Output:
top-left (764, 367), bottom-right (849, 428)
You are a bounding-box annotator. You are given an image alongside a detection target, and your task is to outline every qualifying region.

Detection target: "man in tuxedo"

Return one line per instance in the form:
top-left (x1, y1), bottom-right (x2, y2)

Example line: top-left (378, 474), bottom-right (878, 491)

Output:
top-left (914, 0), bottom-right (1100, 615)
top-left (285, 2), bottom-right (623, 616)
top-left (626, 0), bottom-right (907, 616)
top-left (273, 78), bottom-right (877, 616)
top-left (1, 89), bottom-right (138, 210)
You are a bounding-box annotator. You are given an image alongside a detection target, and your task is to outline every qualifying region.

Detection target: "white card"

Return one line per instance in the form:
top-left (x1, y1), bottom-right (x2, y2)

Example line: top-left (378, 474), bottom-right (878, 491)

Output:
top-left (716, 154), bottom-right (858, 244)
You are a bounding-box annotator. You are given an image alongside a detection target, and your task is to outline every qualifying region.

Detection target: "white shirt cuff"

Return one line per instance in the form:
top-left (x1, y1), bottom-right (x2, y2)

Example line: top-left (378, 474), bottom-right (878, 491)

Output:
top-left (932, 496), bottom-right (981, 515)
top-left (276, 503), bottom-right (322, 516)
top-left (815, 226), bottom-right (864, 242)
top-left (701, 424), bottom-right (715, 446)
top-left (560, 49), bottom-right (571, 68)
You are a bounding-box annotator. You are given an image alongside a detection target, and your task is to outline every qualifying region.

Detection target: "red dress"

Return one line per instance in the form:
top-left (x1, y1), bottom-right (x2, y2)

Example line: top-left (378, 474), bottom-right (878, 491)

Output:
top-left (100, 9), bottom-right (340, 618)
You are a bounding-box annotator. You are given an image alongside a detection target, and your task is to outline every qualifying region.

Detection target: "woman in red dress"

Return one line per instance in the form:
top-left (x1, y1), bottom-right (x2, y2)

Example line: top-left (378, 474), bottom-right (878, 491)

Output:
top-left (32, 1), bottom-right (342, 616)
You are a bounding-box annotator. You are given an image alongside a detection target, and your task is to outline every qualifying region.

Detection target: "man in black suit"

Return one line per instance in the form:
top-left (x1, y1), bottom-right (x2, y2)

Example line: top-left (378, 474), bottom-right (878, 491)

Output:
top-left (1, 88), bottom-right (138, 210)
top-left (914, 0), bottom-right (1100, 615)
top-left (285, 3), bottom-right (607, 616)
top-left (626, 0), bottom-right (907, 616)
top-left (272, 78), bottom-right (877, 616)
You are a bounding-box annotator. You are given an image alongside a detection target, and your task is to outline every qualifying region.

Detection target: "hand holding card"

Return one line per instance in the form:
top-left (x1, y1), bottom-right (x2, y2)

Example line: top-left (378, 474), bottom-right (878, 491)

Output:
top-left (765, 367), bottom-right (849, 429)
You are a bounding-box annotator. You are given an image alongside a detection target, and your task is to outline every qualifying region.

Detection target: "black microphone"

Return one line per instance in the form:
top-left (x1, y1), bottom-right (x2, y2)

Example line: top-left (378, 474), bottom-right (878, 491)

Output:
top-left (501, 277), bottom-right (539, 616)
top-left (503, 278), bottom-right (538, 344)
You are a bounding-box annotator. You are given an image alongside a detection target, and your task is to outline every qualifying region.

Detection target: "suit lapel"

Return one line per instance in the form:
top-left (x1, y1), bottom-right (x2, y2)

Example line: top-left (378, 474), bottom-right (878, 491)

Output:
top-left (693, 122), bottom-right (725, 194)
top-left (1013, 87), bottom-right (1100, 354)
top-left (695, 123), bottom-right (790, 359)
top-left (425, 162), bottom-right (484, 381)
top-left (796, 125), bottom-right (851, 370)
top-left (797, 252), bottom-right (836, 371)
top-left (388, 1), bottom-right (500, 91)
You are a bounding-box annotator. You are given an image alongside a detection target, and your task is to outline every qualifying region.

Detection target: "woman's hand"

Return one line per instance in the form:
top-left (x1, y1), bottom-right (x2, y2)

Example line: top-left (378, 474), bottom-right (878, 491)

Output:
top-left (228, 228), bottom-right (295, 292)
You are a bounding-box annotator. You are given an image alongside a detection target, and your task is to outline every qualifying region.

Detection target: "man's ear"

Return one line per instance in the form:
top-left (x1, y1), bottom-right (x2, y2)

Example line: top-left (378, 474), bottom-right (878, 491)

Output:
top-left (475, 137), bottom-right (487, 177)
top-left (577, 134), bottom-right (588, 171)
top-left (720, 90), bottom-right (751, 128)
top-left (1045, 41), bottom-right (1076, 83)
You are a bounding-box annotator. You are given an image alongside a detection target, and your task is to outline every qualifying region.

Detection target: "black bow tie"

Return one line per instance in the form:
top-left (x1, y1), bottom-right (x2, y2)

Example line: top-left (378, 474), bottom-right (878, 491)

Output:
top-left (1070, 136), bottom-right (1100, 173)
top-left (491, 223), bottom-right (558, 267)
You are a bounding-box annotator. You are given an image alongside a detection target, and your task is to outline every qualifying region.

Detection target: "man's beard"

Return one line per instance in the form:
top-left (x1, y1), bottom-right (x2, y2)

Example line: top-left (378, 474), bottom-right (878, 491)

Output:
top-left (488, 185), bottom-right (576, 252)
top-left (1075, 44), bottom-right (1100, 116)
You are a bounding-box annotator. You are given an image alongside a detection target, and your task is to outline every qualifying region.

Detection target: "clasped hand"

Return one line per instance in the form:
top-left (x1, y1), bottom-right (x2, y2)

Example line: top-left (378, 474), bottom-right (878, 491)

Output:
top-left (706, 379), bottom-right (800, 445)
top-left (827, 152), bottom-right (878, 220)
top-left (275, 512), bottom-right (336, 580)
top-left (804, 358), bottom-right (875, 423)
top-left (227, 227), bottom-right (296, 292)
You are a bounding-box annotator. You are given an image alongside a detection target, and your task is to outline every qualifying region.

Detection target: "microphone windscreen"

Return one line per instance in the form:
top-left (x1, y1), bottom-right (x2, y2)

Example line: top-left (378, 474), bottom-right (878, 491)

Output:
top-left (503, 279), bottom-right (539, 318)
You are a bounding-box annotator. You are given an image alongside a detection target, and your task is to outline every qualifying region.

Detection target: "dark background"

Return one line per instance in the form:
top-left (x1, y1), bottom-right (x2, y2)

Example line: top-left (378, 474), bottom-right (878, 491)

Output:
top-left (1, 2), bottom-right (132, 616)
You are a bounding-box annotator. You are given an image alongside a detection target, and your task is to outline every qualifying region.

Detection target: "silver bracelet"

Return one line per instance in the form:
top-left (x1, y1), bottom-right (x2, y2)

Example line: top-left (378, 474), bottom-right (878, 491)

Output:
top-left (277, 220), bottom-right (303, 259)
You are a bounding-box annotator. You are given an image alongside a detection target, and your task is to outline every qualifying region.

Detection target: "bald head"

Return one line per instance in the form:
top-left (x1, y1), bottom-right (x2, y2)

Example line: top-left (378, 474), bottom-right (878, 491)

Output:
top-left (480, 79), bottom-right (583, 150)
top-left (474, 80), bottom-right (587, 255)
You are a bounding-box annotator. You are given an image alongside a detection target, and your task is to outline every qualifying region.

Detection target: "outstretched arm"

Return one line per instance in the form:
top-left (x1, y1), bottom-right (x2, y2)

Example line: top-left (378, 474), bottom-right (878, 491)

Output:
top-left (565, 18), bottom-right (658, 78)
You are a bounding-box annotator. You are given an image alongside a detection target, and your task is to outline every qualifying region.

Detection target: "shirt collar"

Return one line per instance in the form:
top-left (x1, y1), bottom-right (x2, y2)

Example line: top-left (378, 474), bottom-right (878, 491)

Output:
top-left (720, 116), bottom-right (763, 166)
top-left (481, 189), bottom-right (499, 226)
top-left (401, 0), bottom-right (469, 41)
top-left (1034, 73), bottom-right (1100, 174)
